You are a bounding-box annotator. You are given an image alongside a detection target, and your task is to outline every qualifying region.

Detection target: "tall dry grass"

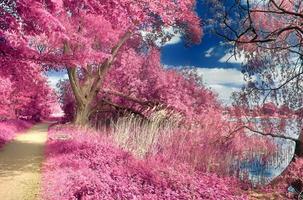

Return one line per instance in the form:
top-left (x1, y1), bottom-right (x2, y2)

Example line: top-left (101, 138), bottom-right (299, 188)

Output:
top-left (110, 110), bottom-right (251, 176)
top-left (108, 107), bottom-right (271, 177)
top-left (110, 108), bottom-right (182, 158)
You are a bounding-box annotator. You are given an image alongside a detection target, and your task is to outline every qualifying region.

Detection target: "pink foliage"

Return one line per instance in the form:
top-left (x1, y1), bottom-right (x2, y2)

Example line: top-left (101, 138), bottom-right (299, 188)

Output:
top-left (278, 104), bottom-right (292, 116)
top-left (42, 126), bottom-right (247, 200)
top-left (57, 48), bottom-right (274, 178)
top-left (59, 48), bottom-right (219, 124)
top-left (0, 77), bottom-right (14, 119)
top-left (0, 120), bottom-right (33, 148)
top-left (0, 0), bottom-right (202, 68)
top-left (237, 0), bottom-right (302, 55)
top-left (0, 61), bottom-right (58, 121)
top-left (1, 0), bottom-right (204, 126)
top-left (0, 0), bottom-right (203, 125)
top-left (106, 49), bottom-right (219, 122)
top-left (261, 103), bottom-right (277, 116)
top-left (280, 157), bottom-right (303, 188)
top-left (148, 116), bottom-right (275, 177)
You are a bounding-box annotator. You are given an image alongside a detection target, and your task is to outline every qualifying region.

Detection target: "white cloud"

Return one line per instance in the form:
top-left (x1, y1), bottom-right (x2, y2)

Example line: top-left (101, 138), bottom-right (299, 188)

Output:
top-left (195, 68), bottom-right (245, 86)
top-left (241, 0), bottom-right (267, 5)
top-left (204, 47), bottom-right (215, 58)
top-left (164, 35), bottom-right (182, 46)
top-left (195, 68), bottom-right (245, 104)
top-left (161, 27), bottom-right (182, 46)
top-left (219, 51), bottom-right (247, 64)
top-left (164, 66), bottom-right (245, 103)
top-left (210, 84), bottom-right (241, 103)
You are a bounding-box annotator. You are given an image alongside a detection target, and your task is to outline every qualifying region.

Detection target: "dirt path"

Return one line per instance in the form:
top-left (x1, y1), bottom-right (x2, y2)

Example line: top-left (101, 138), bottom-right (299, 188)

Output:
top-left (248, 191), bottom-right (284, 200)
top-left (0, 123), bottom-right (49, 200)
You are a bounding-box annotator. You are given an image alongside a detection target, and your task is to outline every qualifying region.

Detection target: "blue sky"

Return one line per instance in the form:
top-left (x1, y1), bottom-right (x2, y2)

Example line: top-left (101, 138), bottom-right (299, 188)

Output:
top-left (161, 32), bottom-right (245, 69)
top-left (159, 1), bottom-right (246, 103)
top-left (47, 1), bottom-right (247, 104)
top-left (159, 40), bottom-right (246, 103)
top-left (161, 1), bottom-right (243, 68)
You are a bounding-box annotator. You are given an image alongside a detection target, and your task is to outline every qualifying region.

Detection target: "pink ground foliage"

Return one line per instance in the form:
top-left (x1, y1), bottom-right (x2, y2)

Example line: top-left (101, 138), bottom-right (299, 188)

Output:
top-left (0, 120), bottom-right (33, 148)
top-left (42, 125), bottom-right (248, 200)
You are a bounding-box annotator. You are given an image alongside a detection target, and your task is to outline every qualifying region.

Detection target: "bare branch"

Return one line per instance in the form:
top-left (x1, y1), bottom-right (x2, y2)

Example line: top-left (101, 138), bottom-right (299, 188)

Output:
top-left (102, 89), bottom-right (161, 107)
top-left (229, 125), bottom-right (300, 142)
top-left (101, 99), bottom-right (147, 119)
top-left (255, 71), bottom-right (303, 91)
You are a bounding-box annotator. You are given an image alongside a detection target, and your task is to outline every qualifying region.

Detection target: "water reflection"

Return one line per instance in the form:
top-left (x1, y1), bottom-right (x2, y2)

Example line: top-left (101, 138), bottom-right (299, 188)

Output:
top-left (232, 118), bottom-right (301, 185)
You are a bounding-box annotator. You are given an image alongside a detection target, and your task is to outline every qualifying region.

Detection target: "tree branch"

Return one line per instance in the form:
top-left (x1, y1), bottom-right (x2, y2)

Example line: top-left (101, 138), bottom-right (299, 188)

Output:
top-left (269, 0), bottom-right (303, 19)
top-left (67, 67), bottom-right (86, 105)
top-left (98, 31), bottom-right (132, 77)
top-left (101, 99), bottom-right (148, 119)
top-left (102, 89), bottom-right (161, 107)
top-left (230, 125), bottom-right (300, 142)
top-left (255, 71), bottom-right (303, 91)
top-left (88, 31), bottom-right (133, 99)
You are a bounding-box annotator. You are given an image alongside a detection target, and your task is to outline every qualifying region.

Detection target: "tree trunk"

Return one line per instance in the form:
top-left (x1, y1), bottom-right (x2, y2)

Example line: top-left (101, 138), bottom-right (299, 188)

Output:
top-left (74, 103), bottom-right (91, 126)
top-left (295, 132), bottom-right (303, 157)
top-left (67, 67), bottom-right (94, 126)
top-left (66, 31), bottom-right (132, 127)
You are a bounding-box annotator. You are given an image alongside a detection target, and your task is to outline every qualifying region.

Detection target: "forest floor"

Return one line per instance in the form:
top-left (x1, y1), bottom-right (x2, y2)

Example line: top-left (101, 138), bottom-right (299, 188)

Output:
top-left (248, 191), bottom-right (281, 200)
top-left (0, 123), bottom-right (48, 200)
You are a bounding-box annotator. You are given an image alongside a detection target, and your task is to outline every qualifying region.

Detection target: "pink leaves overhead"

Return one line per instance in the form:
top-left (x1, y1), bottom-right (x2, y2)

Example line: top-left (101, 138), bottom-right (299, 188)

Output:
top-left (1, 0), bottom-right (203, 126)
top-left (232, 0), bottom-right (303, 55)
top-left (1, 0), bottom-right (202, 68)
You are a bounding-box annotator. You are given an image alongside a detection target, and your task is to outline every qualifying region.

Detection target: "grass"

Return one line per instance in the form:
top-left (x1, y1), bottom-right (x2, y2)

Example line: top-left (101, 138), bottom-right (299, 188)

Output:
top-left (110, 109), bottom-right (182, 158)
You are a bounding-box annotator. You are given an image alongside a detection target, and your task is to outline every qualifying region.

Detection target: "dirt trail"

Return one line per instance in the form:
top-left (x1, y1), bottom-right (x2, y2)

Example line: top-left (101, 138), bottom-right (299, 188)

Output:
top-left (0, 123), bottom-right (48, 200)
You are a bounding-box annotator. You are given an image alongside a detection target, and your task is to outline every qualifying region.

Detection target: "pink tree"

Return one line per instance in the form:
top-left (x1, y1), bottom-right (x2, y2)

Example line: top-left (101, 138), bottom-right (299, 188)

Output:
top-left (0, 60), bottom-right (57, 121)
top-left (58, 48), bottom-right (220, 125)
top-left (0, 0), bottom-right (202, 126)
top-left (211, 0), bottom-right (302, 111)
top-left (207, 2), bottom-right (303, 191)
top-left (211, 0), bottom-right (303, 158)
top-left (0, 77), bottom-right (14, 119)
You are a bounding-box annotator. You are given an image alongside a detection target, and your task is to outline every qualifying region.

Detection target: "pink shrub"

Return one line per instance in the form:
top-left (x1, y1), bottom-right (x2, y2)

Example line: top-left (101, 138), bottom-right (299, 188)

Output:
top-left (0, 120), bottom-right (33, 148)
top-left (42, 126), bottom-right (248, 200)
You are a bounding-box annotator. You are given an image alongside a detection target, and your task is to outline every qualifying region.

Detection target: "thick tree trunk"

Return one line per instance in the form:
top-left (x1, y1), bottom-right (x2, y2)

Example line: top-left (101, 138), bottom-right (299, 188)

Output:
top-left (66, 31), bottom-right (132, 127)
top-left (67, 67), bottom-right (90, 126)
top-left (74, 103), bottom-right (91, 126)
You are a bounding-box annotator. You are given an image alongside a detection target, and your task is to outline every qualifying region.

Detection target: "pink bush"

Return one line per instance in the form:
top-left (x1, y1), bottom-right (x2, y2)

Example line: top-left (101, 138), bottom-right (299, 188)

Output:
top-left (0, 120), bottom-right (33, 148)
top-left (42, 126), bottom-right (247, 200)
